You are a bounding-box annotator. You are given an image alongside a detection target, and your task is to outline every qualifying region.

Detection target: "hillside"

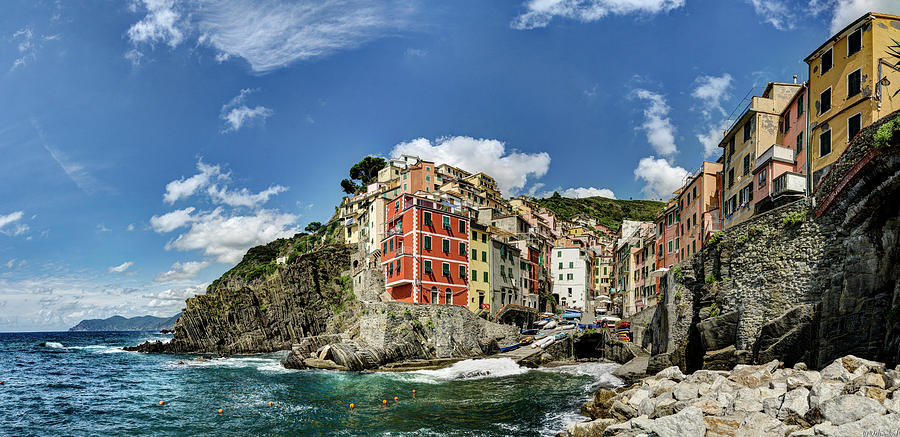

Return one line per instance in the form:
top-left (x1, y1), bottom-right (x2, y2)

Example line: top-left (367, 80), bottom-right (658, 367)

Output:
top-left (534, 195), bottom-right (665, 231)
top-left (69, 314), bottom-right (180, 332)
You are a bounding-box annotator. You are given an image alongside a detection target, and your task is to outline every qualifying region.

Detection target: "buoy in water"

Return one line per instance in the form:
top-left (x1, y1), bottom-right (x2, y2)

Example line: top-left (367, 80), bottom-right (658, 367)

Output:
top-left (217, 409), bottom-right (223, 414)
top-left (349, 403), bottom-right (354, 409)
top-left (268, 401), bottom-right (274, 406)
top-left (412, 389), bottom-right (416, 394)
top-left (158, 401), bottom-right (165, 406)
top-left (393, 396), bottom-right (398, 402)
top-left (382, 399), bottom-right (387, 405)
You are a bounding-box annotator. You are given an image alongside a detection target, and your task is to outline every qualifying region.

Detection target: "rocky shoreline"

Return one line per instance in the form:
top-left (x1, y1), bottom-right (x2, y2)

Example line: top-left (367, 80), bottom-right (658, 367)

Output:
top-left (565, 354), bottom-right (900, 436)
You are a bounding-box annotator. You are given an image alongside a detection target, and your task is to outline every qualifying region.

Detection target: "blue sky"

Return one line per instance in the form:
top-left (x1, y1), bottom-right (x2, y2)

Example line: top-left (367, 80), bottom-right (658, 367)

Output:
top-left (2, 0), bottom-right (898, 331)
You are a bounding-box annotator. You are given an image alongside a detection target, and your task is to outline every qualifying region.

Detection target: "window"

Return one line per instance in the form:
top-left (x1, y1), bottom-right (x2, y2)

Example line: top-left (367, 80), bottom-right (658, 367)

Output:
top-left (430, 287), bottom-right (438, 303)
top-left (820, 88), bottom-right (831, 114)
top-left (847, 69), bottom-right (861, 98)
top-left (692, 186), bottom-right (697, 199)
top-left (458, 220), bottom-right (465, 233)
top-left (728, 168), bottom-right (735, 188)
top-left (442, 262), bottom-right (450, 276)
top-left (383, 242), bottom-right (387, 253)
top-left (459, 265), bottom-right (466, 279)
top-left (797, 131), bottom-right (804, 154)
top-left (446, 288), bottom-right (452, 304)
top-left (743, 121), bottom-right (752, 142)
top-left (558, 262), bottom-right (562, 269)
top-left (472, 269), bottom-right (477, 281)
top-left (693, 241), bottom-right (696, 253)
top-left (759, 168), bottom-right (768, 187)
top-left (389, 239), bottom-right (393, 251)
top-left (821, 48), bottom-right (833, 74)
top-left (569, 262), bottom-right (574, 268)
top-left (848, 28), bottom-right (862, 56)
top-left (442, 216), bottom-right (450, 229)
top-left (557, 251), bottom-right (561, 257)
top-left (472, 248), bottom-right (477, 259)
top-left (567, 273), bottom-right (574, 280)
top-left (396, 259), bottom-right (401, 274)
top-left (424, 235), bottom-right (432, 250)
top-left (743, 154), bottom-right (751, 176)
top-left (667, 241), bottom-right (673, 253)
top-left (482, 251), bottom-right (487, 262)
top-left (424, 260), bottom-right (433, 274)
top-left (783, 113), bottom-right (790, 132)
top-left (729, 137), bottom-right (735, 156)
top-left (424, 212), bottom-right (432, 226)
top-left (442, 239), bottom-right (450, 253)
top-left (559, 274), bottom-right (563, 280)
top-left (848, 113), bottom-right (862, 142)
top-left (500, 265), bottom-right (505, 277)
top-left (403, 173), bottom-right (407, 179)
top-left (820, 129), bottom-right (832, 157)
top-left (459, 242), bottom-right (466, 256)
top-left (481, 234), bottom-right (486, 243)
top-left (471, 230), bottom-right (477, 239)
top-left (483, 272), bottom-right (488, 282)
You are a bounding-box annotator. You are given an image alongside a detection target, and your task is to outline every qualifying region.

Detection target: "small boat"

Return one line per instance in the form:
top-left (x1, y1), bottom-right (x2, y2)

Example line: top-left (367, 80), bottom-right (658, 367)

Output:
top-left (560, 323), bottom-right (575, 330)
top-left (500, 344), bottom-right (522, 353)
top-left (533, 333), bottom-right (548, 340)
top-left (544, 321), bottom-right (558, 329)
top-left (535, 320), bottom-right (548, 327)
top-left (521, 328), bottom-right (539, 335)
top-left (540, 337), bottom-right (556, 349)
top-left (553, 332), bottom-right (568, 340)
top-left (521, 337), bottom-right (533, 344)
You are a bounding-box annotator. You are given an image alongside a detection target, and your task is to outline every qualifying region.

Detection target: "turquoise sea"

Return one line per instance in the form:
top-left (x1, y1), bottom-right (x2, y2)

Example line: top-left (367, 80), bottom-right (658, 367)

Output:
top-left (0, 332), bottom-right (622, 436)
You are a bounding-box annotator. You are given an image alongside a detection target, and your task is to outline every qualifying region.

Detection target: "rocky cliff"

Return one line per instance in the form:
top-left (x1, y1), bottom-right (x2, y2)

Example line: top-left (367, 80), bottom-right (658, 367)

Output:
top-left (129, 222), bottom-right (355, 355)
top-left (647, 112), bottom-right (900, 374)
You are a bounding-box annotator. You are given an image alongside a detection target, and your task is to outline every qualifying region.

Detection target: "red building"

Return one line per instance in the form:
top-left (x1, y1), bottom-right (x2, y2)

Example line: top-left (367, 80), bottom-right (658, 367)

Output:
top-left (381, 193), bottom-right (469, 305)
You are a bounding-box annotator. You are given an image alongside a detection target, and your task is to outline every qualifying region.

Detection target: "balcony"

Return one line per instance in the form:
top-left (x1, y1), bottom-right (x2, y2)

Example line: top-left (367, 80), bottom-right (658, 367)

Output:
top-left (755, 145), bottom-right (794, 172)
top-left (772, 172), bottom-right (807, 197)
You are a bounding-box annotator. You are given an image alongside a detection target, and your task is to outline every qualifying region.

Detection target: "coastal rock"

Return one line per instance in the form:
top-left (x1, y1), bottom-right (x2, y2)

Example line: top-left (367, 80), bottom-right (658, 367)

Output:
top-left (565, 418), bottom-right (618, 437)
top-left (735, 411), bottom-right (786, 436)
top-left (808, 379), bottom-right (845, 410)
top-left (648, 406), bottom-right (705, 436)
top-left (818, 394), bottom-right (887, 425)
top-left (697, 311), bottom-right (738, 351)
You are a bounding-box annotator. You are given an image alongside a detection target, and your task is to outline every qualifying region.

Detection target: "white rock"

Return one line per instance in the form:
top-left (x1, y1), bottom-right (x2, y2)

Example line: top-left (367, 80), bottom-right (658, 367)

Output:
top-left (776, 387), bottom-right (809, 421)
top-left (820, 361), bottom-right (851, 382)
top-left (627, 389), bottom-right (651, 409)
top-left (732, 388), bottom-right (763, 414)
top-left (646, 406), bottom-right (706, 437)
top-left (808, 379), bottom-right (845, 410)
top-left (882, 397), bottom-right (900, 414)
top-left (566, 418), bottom-right (618, 437)
top-left (830, 412), bottom-right (900, 435)
top-left (656, 366), bottom-right (685, 382)
top-left (819, 394), bottom-right (887, 425)
top-left (673, 383), bottom-right (699, 401)
top-left (735, 411), bottom-right (786, 437)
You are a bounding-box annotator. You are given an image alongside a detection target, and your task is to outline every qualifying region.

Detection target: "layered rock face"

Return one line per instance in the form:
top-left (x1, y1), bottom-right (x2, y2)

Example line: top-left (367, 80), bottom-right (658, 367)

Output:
top-left (648, 117), bottom-right (900, 373)
top-left (568, 355), bottom-right (900, 437)
top-left (129, 243), bottom-right (353, 355)
top-left (282, 301), bottom-right (518, 371)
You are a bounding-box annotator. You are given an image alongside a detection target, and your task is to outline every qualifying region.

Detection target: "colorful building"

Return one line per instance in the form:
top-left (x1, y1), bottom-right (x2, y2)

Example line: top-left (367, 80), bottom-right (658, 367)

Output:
top-left (551, 246), bottom-right (591, 310)
top-left (380, 193), bottom-right (469, 305)
top-left (468, 222), bottom-right (491, 314)
top-left (678, 161), bottom-right (723, 258)
top-left (804, 12), bottom-right (900, 190)
top-left (490, 236), bottom-right (521, 316)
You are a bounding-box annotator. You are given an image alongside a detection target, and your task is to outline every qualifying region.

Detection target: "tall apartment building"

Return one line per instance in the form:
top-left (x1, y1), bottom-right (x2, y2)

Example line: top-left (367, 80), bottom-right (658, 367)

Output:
top-left (804, 12), bottom-right (900, 189)
top-left (490, 237), bottom-right (521, 316)
top-left (380, 193), bottom-right (469, 305)
top-left (678, 161), bottom-right (723, 258)
top-left (656, 199), bottom-right (680, 269)
top-left (551, 246), bottom-right (592, 310)
top-left (720, 82), bottom-right (803, 228)
top-left (468, 222), bottom-right (491, 314)
top-left (753, 84), bottom-right (810, 214)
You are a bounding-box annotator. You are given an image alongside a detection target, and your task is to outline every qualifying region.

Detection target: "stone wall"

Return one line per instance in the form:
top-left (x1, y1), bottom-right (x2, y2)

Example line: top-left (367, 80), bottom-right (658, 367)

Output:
top-left (649, 115), bottom-right (900, 372)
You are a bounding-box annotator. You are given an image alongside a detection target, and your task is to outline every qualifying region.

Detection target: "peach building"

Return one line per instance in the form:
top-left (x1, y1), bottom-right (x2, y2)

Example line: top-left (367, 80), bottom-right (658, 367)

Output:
top-left (753, 85), bottom-right (809, 214)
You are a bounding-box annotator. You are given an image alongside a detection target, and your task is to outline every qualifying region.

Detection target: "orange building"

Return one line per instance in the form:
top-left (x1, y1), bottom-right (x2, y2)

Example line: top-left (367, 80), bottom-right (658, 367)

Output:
top-left (381, 193), bottom-right (469, 305)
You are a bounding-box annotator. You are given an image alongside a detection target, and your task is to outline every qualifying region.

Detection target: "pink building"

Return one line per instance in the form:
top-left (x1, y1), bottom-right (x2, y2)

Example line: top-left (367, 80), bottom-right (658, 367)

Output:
top-left (753, 84), bottom-right (809, 214)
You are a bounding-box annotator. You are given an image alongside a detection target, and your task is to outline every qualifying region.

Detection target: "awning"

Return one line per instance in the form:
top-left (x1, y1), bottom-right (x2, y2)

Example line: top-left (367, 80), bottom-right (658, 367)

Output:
top-left (649, 268), bottom-right (669, 278)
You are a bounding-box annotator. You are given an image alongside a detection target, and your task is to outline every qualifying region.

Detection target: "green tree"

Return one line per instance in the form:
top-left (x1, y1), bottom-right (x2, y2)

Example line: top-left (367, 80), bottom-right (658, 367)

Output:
top-left (305, 222), bottom-right (322, 233)
top-left (349, 156), bottom-right (386, 186)
top-left (340, 178), bottom-right (359, 194)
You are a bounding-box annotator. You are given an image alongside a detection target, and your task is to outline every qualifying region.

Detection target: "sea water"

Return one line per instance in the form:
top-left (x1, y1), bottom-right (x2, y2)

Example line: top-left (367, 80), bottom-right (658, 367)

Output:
top-left (0, 332), bottom-right (623, 436)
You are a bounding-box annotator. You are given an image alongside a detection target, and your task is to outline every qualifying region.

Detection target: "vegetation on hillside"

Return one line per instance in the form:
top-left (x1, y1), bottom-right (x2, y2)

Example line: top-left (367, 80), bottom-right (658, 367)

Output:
top-left (209, 220), bottom-right (343, 291)
top-left (534, 194), bottom-right (665, 231)
top-left (341, 156), bottom-right (386, 194)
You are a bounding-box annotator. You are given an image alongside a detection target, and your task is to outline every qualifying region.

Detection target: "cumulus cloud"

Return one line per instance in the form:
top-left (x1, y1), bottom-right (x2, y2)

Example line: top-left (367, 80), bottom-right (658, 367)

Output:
top-left (391, 136), bottom-right (551, 195)
top-left (512, 0), bottom-right (685, 30)
top-left (539, 187), bottom-right (617, 199)
top-left (633, 89), bottom-right (678, 156)
top-left (161, 159), bottom-right (287, 207)
top-left (163, 161), bottom-right (224, 204)
top-left (633, 156), bottom-right (689, 199)
top-left (820, 0), bottom-right (900, 34)
top-left (145, 283), bottom-right (208, 312)
top-left (0, 211), bottom-right (28, 237)
top-left (746, 0), bottom-right (797, 30)
top-left (107, 261), bottom-right (134, 274)
top-left (164, 208), bottom-right (299, 263)
top-left (206, 184), bottom-right (287, 207)
top-left (154, 261), bottom-right (210, 282)
top-left (150, 207), bottom-right (196, 233)
top-left (220, 89), bottom-right (273, 133)
top-left (692, 73), bottom-right (733, 157)
top-left (126, 0), bottom-right (414, 72)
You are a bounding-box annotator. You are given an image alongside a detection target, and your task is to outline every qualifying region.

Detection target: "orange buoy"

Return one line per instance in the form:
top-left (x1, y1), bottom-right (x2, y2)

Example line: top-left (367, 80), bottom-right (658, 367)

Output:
top-left (268, 401), bottom-right (274, 406)
top-left (217, 409), bottom-right (223, 414)
top-left (349, 403), bottom-right (355, 409)
top-left (412, 389), bottom-right (416, 394)
top-left (382, 399), bottom-right (387, 405)
top-left (158, 401), bottom-right (165, 406)
top-left (393, 396), bottom-right (398, 402)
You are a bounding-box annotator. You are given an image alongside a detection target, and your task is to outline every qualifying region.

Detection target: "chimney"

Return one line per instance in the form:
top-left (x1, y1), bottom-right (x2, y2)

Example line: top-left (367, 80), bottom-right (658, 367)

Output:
top-left (793, 75), bottom-right (798, 84)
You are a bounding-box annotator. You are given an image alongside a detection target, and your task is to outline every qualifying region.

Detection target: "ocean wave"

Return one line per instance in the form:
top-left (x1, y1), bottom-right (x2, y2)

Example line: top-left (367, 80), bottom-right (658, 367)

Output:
top-left (171, 355), bottom-right (289, 372)
top-left (395, 358), bottom-right (530, 384)
top-left (41, 342), bottom-right (64, 348)
top-left (67, 345), bottom-right (107, 350)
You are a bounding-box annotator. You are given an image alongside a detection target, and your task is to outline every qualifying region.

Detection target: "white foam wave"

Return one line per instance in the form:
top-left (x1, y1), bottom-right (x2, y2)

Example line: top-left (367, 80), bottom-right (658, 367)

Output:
top-left (171, 355), bottom-right (288, 372)
top-left (43, 342), bottom-right (64, 348)
top-left (397, 358), bottom-right (529, 384)
top-left (67, 345), bottom-right (107, 350)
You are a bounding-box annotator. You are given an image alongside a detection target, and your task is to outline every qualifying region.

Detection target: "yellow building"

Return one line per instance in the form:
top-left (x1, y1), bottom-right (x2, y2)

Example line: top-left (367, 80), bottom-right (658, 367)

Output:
top-left (804, 12), bottom-right (900, 189)
top-left (720, 82), bottom-right (802, 228)
top-left (468, 222), bottom-right (491, 314)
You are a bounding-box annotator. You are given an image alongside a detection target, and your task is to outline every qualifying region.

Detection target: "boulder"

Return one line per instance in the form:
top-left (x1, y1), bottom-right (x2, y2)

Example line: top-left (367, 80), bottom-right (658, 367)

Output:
top-left (819, 394), bottom-right (887, 425)
top-left (751, 305), bottom-right (813, 367)
top-left (655, 366), bottom-right (686, 382)
top-left (735, 411), bottom-right (786, 436)
top-left (823, 412), bottom-right (900, 436)
top-left (820, 361), bottom-right (852, 382)
top-left (651, 393), bottom-right (677, 418)
top-left (776, 387), bottom-right (810, 422)
top-left (732, 388), bottom-right (764, 414)
top-left (808, 379), bottom-right (845, 410)
top-left (704, 415), bottom-right (742, 437)
top-left (673, 382), bottom-right (700, 401)
top-left (697, 311), bottom-right (739, 351)
top-left (565, 418), bottom-right (618, 437)
top-left (646, 406), bottom-right (706, 437)
top-left (625, 389), bottom-right (651, 410)
top-left (609, 400), bottom-right (637, 421)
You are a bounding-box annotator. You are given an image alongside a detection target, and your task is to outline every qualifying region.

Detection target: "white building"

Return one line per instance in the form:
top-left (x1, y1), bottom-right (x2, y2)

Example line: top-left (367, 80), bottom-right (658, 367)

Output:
top-left (551, 246), bottom-right (591, 310)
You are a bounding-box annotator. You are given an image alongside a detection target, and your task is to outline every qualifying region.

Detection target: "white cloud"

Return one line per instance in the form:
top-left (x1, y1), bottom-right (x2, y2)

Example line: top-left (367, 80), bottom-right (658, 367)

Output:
top-left (823, 0), bottom-right (900, 34)
top-left (539, 187), bottom-right (617, 199)
top-left (164, 208), bottom-right (299, 263)
top-left (154, 261), bottom-right (210, 282)
top-left (692, 73), bottom-right (733, 158)
top-left (108, 261), bottom-right (134, 274)
top-left (405, 48), bottom-right (428, 57)
top-left (0, 211), bottom-right (28, 237)
top-left (126, 223), bottom-right (136, 231)
top-left (126, 0), bottom-right (185, 48)
top-left (96, 224), bottom-right (111, 232)
top-left (4, 259), bottom-right (15, 269)
top-left (145, 283), bottom-right (208, 312)
top-left (747, 0), bottom-right (797, 30)
top-left (633, 156), bottom-right (689, 199)
top-left (126, 0), bottom-right (414, 72)
top-left (220, 89), bottom-right (273, 133)
top-left (633, 89), bottom-right (678, 156)
top-left (150, 207), bottom-right (196, 233)
top-left (206, 184), bottom-right (287, 207)
top-left (163, 161), bottom-right (223, 204)
top-left (512, 0), bottom-right (685, 30)
top-left (390, 136), bottom-right (551, 195)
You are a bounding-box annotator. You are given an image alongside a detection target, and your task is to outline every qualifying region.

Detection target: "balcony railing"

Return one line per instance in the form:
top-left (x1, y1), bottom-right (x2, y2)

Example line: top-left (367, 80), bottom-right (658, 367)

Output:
top-left (773, 172), bottom-right (807, 197)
